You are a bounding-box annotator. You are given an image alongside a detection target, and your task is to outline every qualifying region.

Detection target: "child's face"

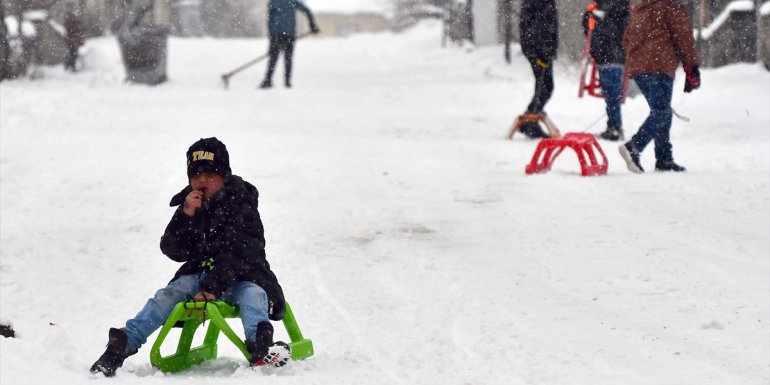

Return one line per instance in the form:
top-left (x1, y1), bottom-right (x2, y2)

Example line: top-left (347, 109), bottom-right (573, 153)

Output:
top-left (189, 172), bottom-right (225, 201)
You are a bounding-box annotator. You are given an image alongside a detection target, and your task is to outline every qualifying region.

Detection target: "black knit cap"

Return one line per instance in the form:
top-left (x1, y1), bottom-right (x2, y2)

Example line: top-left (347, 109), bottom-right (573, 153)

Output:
top-left (186, 137), bottom-right (231, 179)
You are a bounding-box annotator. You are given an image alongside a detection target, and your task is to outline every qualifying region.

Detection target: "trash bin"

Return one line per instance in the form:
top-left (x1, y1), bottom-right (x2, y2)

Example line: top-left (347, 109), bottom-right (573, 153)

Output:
top-left (118, 26), bottom-right (169, 85)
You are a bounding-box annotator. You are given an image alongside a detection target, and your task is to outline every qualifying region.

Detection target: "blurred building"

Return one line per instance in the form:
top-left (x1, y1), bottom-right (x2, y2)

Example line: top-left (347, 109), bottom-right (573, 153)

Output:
top-left (314, 12), bottom-right (389, 37)
top-left (1, 0), bottom-right (72, 76)
top-left (691, 0), bottom-right (767, 68)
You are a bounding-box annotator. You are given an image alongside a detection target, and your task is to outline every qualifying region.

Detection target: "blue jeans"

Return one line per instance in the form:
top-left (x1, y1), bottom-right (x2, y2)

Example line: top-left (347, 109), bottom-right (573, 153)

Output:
top-left (629, 73), bottom-right (674, 162)
top-left (598, 65), bottom-right (624, 129)
top-left (122, 273), bottom-right (270, 352)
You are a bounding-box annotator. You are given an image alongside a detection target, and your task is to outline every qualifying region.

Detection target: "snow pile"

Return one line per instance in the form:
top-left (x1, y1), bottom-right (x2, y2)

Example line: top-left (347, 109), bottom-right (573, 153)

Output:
top-left (1, 20), bottom-right (768, 385)
top-left (311, 0), bottom-right (389, 14)
top-left (699, 0), bottom-right (755, 39)
top-left (760, 1), bottom-right (770, 16)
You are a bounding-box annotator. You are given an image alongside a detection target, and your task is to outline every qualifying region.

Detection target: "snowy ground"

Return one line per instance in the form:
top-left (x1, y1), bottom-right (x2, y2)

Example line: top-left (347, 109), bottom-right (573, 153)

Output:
top-left (1, 21), bottom-right (768, 385)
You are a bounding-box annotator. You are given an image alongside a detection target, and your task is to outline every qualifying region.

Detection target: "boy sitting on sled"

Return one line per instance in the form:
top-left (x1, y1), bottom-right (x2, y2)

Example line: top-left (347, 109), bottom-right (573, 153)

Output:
top-left (90, 137), bottom-right (289, 377)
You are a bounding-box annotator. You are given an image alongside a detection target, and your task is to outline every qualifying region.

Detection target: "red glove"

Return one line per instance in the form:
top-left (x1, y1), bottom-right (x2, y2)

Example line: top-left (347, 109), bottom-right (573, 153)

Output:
top-left (684, 66), bottom-right (701, 93)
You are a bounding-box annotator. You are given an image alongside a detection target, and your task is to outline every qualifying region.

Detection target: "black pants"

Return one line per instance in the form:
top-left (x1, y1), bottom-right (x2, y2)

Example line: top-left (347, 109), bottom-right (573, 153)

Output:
top-left (264, 35), bottom-right (296, 85)
top-left (65, 45), bottom-right (78, 71)
top-left (525, 56), bottom-right (554, 114)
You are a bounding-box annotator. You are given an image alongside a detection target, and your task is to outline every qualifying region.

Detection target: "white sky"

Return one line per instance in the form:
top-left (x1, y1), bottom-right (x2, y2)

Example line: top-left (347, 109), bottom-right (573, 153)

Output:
top-left (307, 0), bottom-right (391, 14)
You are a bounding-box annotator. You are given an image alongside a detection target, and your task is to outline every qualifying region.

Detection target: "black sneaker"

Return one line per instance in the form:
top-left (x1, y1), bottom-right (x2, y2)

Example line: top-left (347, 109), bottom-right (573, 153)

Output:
top-left (519, 122), bottom-right (549, 139)
top-left (90, 328), bottom-right (136, 377)
top-left (599, 126), bottom-right (624, 141)
top-left (655, 161), bottom-right (686, 172)
top-left (618, 142), bottom-right (644, 173)
top-left (259, 80), bottom-right (272, 89)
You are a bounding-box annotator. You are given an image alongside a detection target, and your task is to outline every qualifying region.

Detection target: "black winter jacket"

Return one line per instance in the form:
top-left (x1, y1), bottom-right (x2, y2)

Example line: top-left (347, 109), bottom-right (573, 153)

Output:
top-left (519, 0), bottom-right (558, 61)
top-left (586, 0), bottom-right (630, 65)
top-left (161, 175), bottom-right (285, 320)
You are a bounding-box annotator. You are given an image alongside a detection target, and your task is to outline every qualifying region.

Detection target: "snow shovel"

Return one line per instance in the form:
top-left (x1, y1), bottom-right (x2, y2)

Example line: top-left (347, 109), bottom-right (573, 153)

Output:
top-left (221, 32), bottom-right (313, 89)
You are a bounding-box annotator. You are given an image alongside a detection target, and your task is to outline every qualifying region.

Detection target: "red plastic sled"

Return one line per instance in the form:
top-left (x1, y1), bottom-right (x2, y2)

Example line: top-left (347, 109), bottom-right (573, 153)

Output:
top-left (525, 133), bottom-right (608, 176)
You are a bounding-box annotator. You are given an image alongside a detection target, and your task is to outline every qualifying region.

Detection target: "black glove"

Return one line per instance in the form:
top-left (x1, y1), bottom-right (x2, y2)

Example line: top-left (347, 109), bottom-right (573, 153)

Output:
top-left (310, 23), bottom-right (320, 34)
top-left (684, 65), bottom-right (701, 93)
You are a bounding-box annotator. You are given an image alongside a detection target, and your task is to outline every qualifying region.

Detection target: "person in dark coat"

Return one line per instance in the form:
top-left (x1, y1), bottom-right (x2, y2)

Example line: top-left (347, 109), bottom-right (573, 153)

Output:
top-left (64, 0), bottom-right (85, 72)
top-left (90, 138), bottom-right (289, 377)
top-left (259, 0), bottom-right (319, 89)
top-left (517, 0), bottom-right (558, 139)
top-left (583, 0), bottom-right (630, 141)
top-left (618, 0), bottom-right (700, 173)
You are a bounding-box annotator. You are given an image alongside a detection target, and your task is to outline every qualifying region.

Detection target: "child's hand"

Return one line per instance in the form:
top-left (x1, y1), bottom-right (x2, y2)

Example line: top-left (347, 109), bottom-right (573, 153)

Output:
top-left (193, 291), bottom-right (216, 302)
top-left (183, 189), bottom-right (204, 217)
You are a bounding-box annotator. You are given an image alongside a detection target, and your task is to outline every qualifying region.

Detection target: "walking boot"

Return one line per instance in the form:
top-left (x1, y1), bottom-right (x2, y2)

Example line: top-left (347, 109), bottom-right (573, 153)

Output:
top-left (599, 126), bottom-right (624, 141)
top-left (518, 122), bottom-right (549, 139)
top-left (89, 328), bottom-right (137, 377)
top-left (655, 160), bottom-right (686, 172)
top-left (618, 142), bottom-right (644, 173)
top-left (245, 321), bottom-right (291, 368)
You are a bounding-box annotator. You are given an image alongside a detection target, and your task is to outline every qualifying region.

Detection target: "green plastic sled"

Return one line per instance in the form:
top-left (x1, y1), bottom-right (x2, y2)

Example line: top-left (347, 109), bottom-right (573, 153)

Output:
top-left (149, 301), bottom-right (313, 373)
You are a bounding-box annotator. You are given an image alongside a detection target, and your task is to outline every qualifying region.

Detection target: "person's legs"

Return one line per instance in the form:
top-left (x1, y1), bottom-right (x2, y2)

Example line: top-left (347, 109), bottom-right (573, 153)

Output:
top-left (220, 281), bottom-right (270, 341)
top-left (283, 36), bottom-right (295, 87)
top-left (262, 36), bottom-right (282, 87)
top-left (526, 58), bottom-right (554, 114)
top-left (92, 273), bottom-right (202, 376)
top-left (598, 64), bottom-right (624, 130)
top-left (650, 77), bottom-right (675, 163)
top-left (221, 281), bottom-right (283, 365)
top-left (619, 73), bottom-right (671, 173)
top-left (540, 65), bottom-right (554, 111)
top-left (65, 45), bottom-right (77, 71)
top-left (628, 73), bottom-right (673, 155)
top-left (122, 273), bottom-right (202, 352)
top-left (519, 57), bottom-right (552, 139)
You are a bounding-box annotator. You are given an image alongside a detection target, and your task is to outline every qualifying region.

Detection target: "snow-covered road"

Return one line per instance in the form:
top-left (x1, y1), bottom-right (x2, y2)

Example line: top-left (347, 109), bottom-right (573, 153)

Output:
top-left (1, 21), bottom-right (768, 385)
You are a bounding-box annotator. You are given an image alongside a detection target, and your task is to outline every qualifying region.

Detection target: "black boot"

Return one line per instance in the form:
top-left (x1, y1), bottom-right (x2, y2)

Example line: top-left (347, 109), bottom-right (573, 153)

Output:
top-left (90, 328), bottom-right (137, 377)
top-left (259, 79), bottom-right (272, 89)
top-left (518, 122), bottom-right (549, 139)
top-left (245, 321), bottom-right (291, 367)
top-left (599, 126), bottom-right (624, 141)
top-left (245, 321), bottom-right (273, 365)
top-left (655, 160), bottom-right (686, 172)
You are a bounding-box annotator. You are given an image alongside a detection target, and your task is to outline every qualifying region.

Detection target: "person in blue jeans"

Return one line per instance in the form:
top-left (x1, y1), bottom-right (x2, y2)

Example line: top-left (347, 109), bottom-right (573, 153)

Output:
top-left (90, 138), bottom-right (289, 377)
top-left (619, 0), bottom-right (700, 173)
top-left (627, 73), bottom-right (675, 166)
top-left (598, 67), bottom-right (624, 136)
top-left (583, 0), bottom-right (630, 141)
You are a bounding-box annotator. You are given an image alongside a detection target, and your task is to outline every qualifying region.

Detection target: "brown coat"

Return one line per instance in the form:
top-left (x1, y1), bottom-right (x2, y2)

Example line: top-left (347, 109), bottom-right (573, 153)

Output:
top-left (623, 0), bottom-right (698, 77)
top-left (65, 14), bottom-right (85, 47)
